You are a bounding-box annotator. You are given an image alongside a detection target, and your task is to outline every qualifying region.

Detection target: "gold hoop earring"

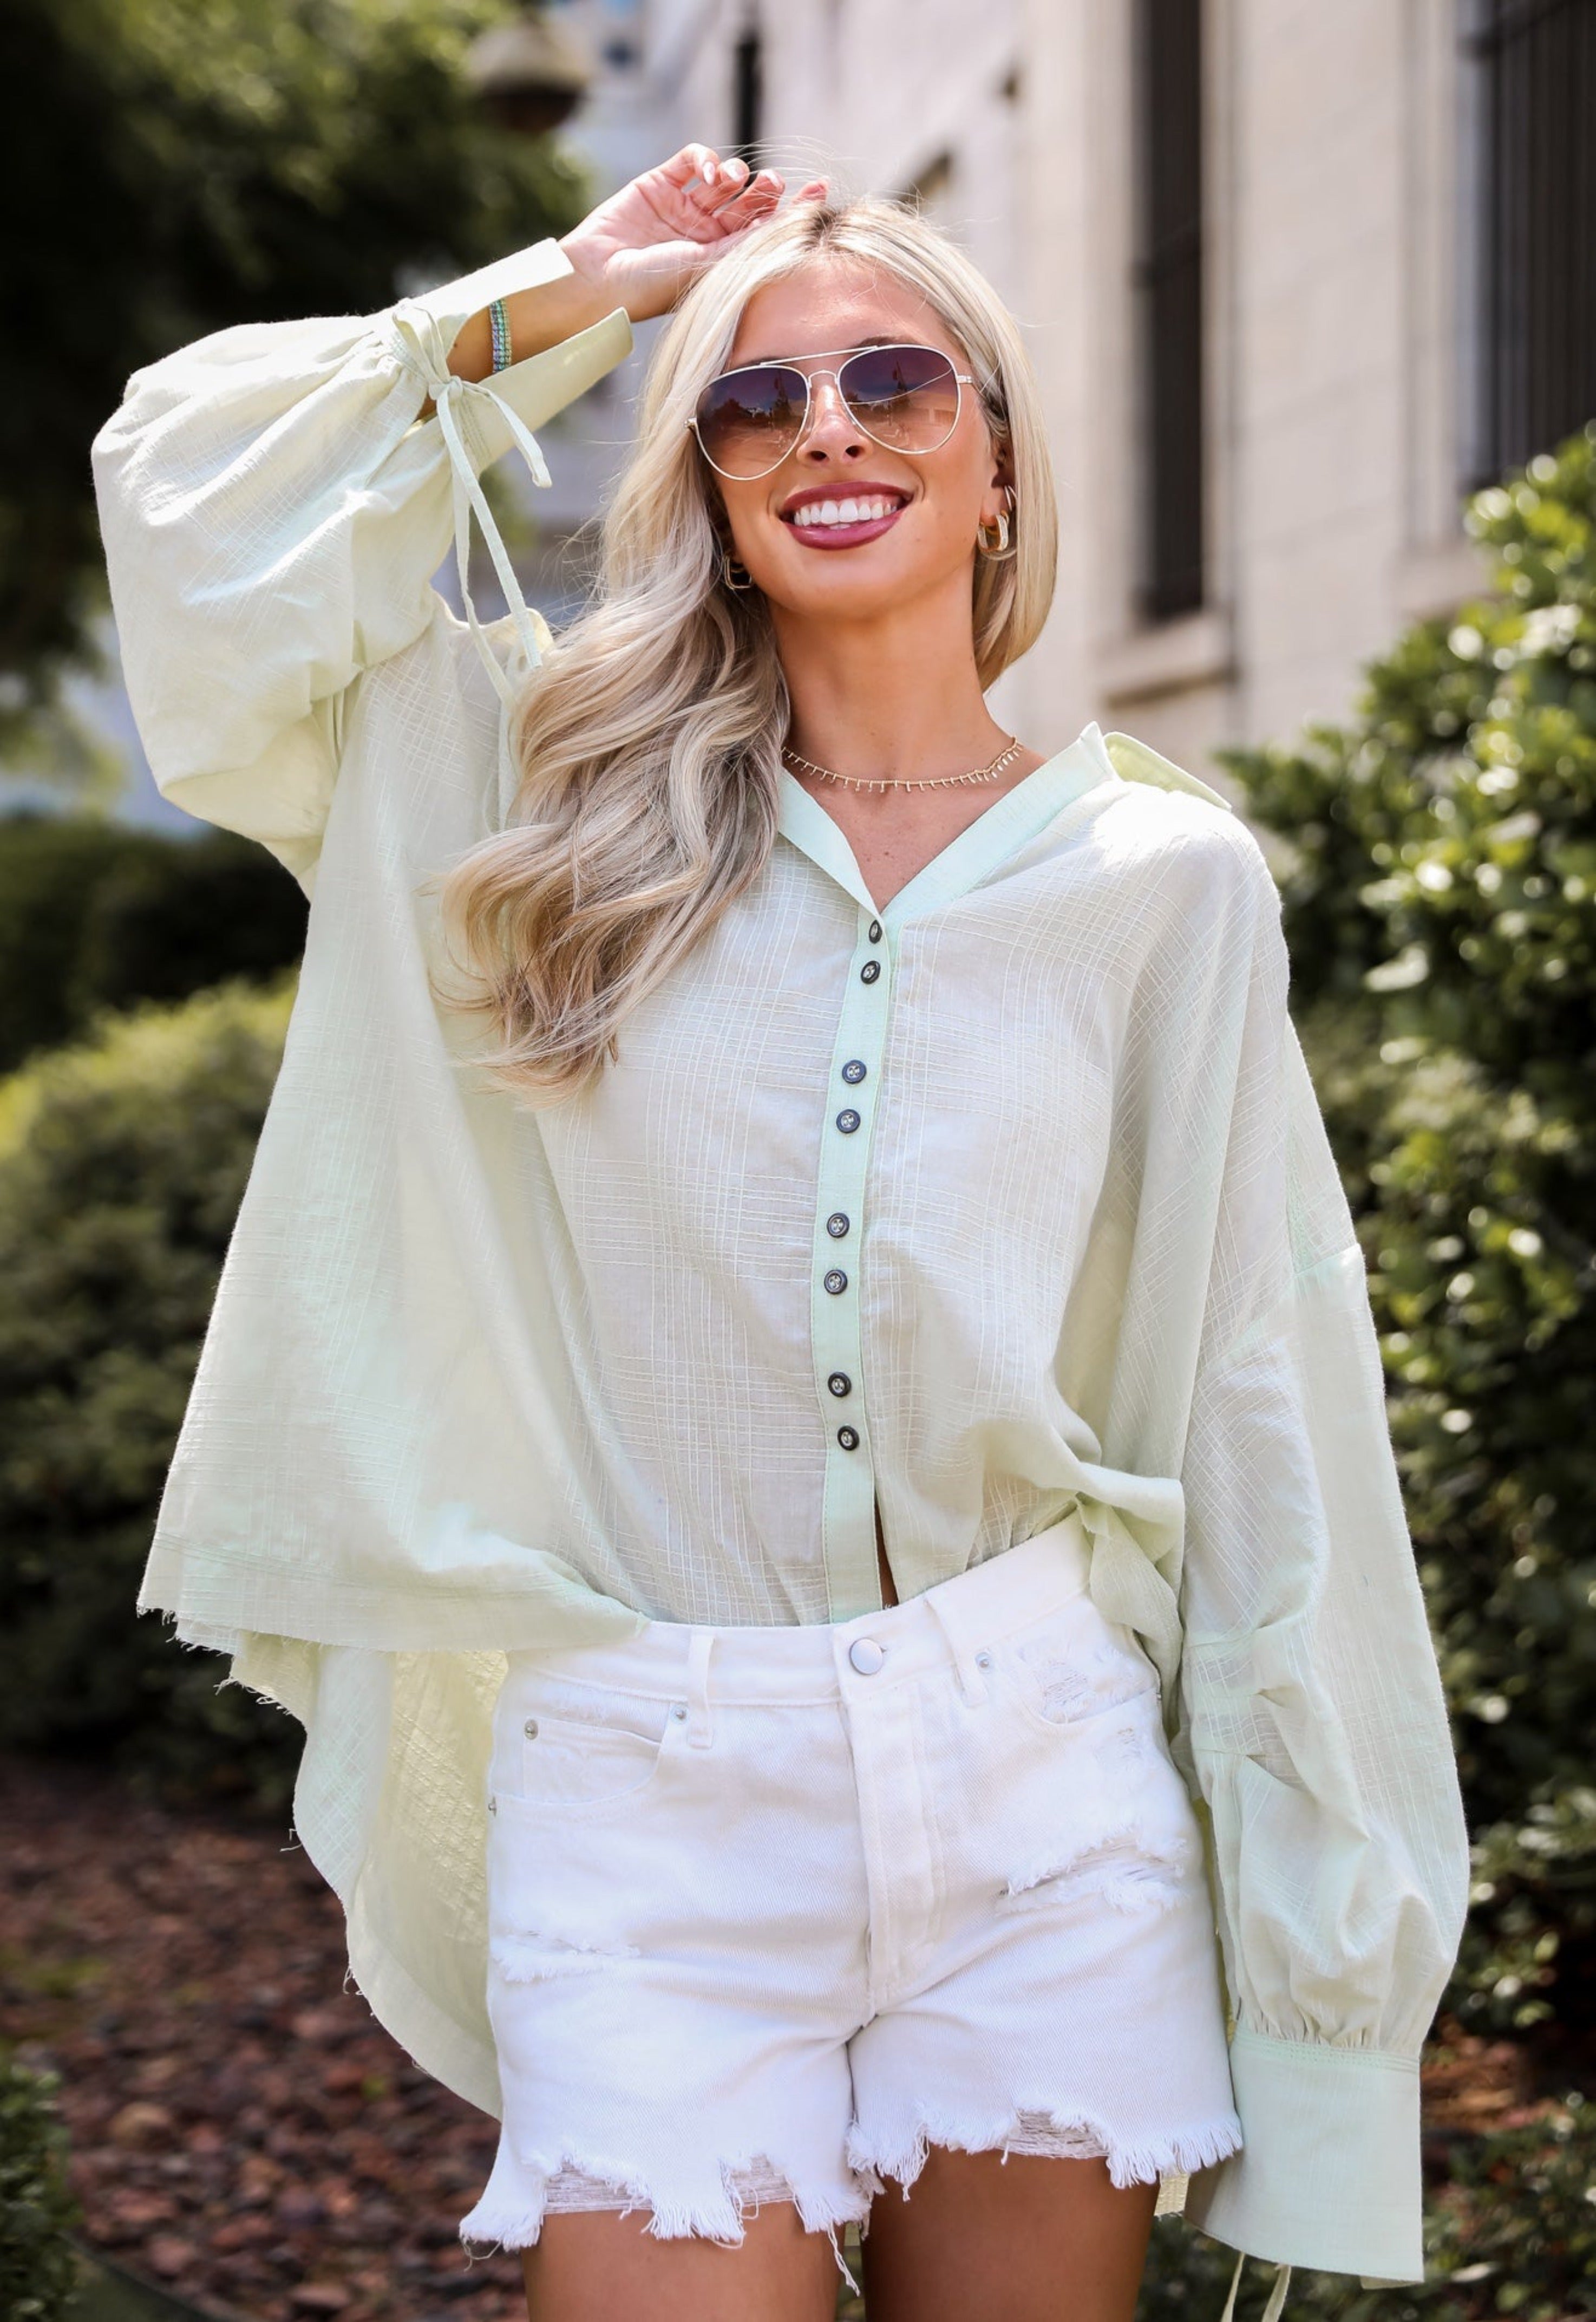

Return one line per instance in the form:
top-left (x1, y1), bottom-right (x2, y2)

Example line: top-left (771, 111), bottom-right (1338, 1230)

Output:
top-left (977, 485), bottom-right (1017, 559)
top-left (977, 488), bottom-right (1017, 561)
top-left (721, 543), bottom-right (756, 592)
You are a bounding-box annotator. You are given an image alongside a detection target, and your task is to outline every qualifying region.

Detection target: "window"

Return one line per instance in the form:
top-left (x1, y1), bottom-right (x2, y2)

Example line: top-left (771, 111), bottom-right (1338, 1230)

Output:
top-left (1462, 0), bottom-right (1596, 485)
top-left (1131, 0), bottom-right (1205, 623)
top-left (900, 150), bottom-right (956, 223)
top-left (731, 26), bottom-right (763, 169)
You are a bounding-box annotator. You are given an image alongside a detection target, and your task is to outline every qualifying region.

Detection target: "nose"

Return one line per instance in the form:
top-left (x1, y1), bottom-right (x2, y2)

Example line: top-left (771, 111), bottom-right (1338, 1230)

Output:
top-left (794, 369), bottom-right (870, 461)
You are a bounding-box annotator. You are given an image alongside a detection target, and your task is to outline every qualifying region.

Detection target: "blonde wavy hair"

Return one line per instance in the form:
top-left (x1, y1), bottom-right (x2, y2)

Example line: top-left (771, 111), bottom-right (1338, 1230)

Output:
top-left (436, 192), bottom-right (1059, 1103)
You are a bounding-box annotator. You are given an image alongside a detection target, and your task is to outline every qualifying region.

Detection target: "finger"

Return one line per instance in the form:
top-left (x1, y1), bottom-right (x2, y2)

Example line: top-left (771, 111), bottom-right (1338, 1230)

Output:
top-left (708, 167), bottom-right (783, 228)
top-left (655, 143), bottom-right (722, 189)
top-left (694, 153), bottom-right (761, 213)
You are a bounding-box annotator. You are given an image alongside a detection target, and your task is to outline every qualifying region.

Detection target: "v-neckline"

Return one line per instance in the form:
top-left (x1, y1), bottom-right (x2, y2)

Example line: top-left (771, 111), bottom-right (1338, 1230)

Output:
top-left (775, 721), bottom-right (1115, 925)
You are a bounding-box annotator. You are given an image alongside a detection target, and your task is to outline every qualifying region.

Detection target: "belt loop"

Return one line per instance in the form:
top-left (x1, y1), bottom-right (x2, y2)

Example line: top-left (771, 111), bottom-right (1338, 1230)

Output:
top-left (924, 1591), bottom-right (990, 1708)
top-left (686, 1630), bottom-right (716, 1748)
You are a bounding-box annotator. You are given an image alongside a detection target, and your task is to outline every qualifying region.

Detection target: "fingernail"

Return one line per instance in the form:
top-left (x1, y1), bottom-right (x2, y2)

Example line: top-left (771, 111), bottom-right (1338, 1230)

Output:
top-left (704, 161), bottom-right (717, 183)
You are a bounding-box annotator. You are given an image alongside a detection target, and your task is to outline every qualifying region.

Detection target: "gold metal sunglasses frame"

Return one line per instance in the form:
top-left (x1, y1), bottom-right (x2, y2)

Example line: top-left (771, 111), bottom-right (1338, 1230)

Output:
top-left (686, 342), bottom-right (980, 480)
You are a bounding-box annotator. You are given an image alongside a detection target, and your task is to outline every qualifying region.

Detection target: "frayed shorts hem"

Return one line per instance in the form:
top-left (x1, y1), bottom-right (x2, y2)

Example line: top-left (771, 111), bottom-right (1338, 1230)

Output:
top-left (847, 2104), bottom-right (1244, 2201)
top-left (459, 2148), bottom-right (873, 2286)
top-left (457, 2106), bottom-right (1244, 2275)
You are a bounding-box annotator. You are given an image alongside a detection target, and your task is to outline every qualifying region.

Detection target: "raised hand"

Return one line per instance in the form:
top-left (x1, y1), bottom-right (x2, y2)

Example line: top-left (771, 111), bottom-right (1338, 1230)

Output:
top-left (559, 145), bottom-right (830, 325)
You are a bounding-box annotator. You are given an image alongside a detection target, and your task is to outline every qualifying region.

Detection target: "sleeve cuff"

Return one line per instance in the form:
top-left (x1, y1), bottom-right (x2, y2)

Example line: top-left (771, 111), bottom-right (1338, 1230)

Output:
top-left (386, 238), bottom-right (636, 466)
top-left (469, 303), bottom-right (634, 461)
top-left (1182, 2029), bottom-right (1425, 2282)
top-left (408, 234), bottom-right (581, 343)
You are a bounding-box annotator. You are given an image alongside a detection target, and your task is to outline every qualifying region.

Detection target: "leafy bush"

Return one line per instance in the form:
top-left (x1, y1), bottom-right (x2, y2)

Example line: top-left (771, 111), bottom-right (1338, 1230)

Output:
top-left (1218, 422), bottom-right (1596, 2038)
top-left (0, 2061), bottom-right (82, 2322)
top-left (0, 977), bottom-right (300, 1814)
top-left (0, 816), bottom-right (306, 1075)
top-left (1139, 2098), bottom-right (1596, 2320)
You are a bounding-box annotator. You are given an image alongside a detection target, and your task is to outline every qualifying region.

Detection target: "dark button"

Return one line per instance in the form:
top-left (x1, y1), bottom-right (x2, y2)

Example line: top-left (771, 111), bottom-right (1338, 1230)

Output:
top-left (841, 1059), bottom-right (867, 1084)
top-left (860, 960), bottom-right (881, 983)
top-left (827, 1372), bottom-right (852, 1397)
top-left (868, 919), bottom-right (882, 942)
top-left (823, 1269), bottom-right (848, 1294)
top-left (837, 1425), bottom-right (860, 1450)
top-left (826, 1212), bottom-right (850, 1238)
top-left (835, 1108), bottom-right (861, 1133)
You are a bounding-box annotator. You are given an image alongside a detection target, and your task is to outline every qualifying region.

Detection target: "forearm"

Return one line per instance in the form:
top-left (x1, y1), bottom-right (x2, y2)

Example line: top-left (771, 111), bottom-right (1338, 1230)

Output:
top-left (421, 248), bottom-right (616, 416)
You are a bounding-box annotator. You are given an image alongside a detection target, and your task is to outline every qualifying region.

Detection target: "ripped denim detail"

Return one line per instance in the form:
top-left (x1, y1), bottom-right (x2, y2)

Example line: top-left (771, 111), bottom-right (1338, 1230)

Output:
top-left (1002, 1814), bottom-right (1195, 1916)
top-left (489, 1927), bottom-right (640, 1982)
top-left (1015, 1630), bottom-right (1159, 1724)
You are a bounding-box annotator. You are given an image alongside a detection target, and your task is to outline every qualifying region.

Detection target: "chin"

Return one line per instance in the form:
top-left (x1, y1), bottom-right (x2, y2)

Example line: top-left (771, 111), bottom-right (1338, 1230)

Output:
top-left (764, 548), bottom-right (926, 616)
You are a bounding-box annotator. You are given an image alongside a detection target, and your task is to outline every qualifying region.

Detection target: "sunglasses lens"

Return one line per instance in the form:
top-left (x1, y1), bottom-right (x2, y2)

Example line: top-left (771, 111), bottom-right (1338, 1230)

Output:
top-left (694, 366), bottom-right (808, 476)
top-left (692, 345), bottom-right (965, 474)
top-left (841, 345), bottom-right (961, 450)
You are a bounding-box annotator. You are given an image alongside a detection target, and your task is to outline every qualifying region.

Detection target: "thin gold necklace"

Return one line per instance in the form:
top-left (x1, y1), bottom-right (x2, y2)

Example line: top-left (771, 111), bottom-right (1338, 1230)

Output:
top-left (781, 734), bottom-right (1023, 793)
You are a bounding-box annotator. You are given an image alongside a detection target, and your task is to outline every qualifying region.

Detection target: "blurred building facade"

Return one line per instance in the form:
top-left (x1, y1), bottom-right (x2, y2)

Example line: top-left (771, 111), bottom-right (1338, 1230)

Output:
top-left (619, 0), bottom-right (1594, 786)
top-left (80, 1), bottom-right (1596, 819)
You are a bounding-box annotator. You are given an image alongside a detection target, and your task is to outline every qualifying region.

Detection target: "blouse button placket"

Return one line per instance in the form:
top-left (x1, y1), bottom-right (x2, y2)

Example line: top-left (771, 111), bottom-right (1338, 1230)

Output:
top-left (810, 908), bottom-right (892, 1620)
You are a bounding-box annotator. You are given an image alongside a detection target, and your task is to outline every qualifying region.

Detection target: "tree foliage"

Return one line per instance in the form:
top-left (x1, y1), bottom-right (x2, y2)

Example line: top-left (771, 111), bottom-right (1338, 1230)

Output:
top-left (1219, 423), bottom-right (1596, 2041)
top-left (0, 814), bottom-right (306, 1074)
top-left (0, 977), bottom-right (301, 1813)
top-left (0, 0), bottom-right (591, 745)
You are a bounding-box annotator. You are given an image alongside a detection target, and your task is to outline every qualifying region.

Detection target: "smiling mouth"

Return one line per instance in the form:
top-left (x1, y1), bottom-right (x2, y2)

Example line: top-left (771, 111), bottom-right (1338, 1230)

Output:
top-left (778, 491), bottom-right (910, 550)
top-left (781, 491), bottom-right (909, 531)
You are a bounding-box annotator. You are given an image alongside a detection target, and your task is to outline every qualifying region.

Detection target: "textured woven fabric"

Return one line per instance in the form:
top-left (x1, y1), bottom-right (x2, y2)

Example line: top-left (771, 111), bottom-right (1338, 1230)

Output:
top-left (90, 236), bottom-right (1469, 2282)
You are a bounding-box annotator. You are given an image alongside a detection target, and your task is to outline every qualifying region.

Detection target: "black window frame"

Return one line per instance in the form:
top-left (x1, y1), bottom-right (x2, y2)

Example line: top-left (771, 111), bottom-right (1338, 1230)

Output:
top-left (1461, 0), bottom-right (1596, 487)
top-left (1130, 0), bottom-right (1206, 624)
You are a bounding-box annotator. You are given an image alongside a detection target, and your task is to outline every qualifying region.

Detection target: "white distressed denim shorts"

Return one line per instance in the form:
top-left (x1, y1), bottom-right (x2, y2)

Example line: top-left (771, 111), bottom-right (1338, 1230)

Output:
top-left (459, 1508), bottom-right (1241, 2272)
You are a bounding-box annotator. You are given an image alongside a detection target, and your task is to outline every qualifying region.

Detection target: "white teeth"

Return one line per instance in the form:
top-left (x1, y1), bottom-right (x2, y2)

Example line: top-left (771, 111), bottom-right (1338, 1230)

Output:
top-left (790, 495), bottom-right (901, 528)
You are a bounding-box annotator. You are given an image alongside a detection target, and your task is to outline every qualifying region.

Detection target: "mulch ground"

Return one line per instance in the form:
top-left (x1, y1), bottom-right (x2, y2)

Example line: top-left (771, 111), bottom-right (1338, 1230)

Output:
top-left (1, 1751), bottom-right (524, 2322)
top-left (0, 1749), bottom-right (1559, 2322)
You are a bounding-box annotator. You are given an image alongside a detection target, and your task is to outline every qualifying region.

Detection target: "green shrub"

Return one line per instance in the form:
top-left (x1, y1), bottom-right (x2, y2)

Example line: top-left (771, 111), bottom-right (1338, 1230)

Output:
top-left (0, 816), bottom-right (305, 1075)
top-left (0, 2061), bottom-right (82, 2322)
top-left (1219, 423), bottom-right (1596, 2037)
top-left (1135, 2104), bottom-right (1596, 2322)
top-left (0, 977), bottom-right (300, 1814)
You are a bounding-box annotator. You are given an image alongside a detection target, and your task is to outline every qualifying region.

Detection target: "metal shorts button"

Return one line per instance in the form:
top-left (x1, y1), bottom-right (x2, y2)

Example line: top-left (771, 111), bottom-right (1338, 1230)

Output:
top-left (849, 1636), bottom-right (886, 1675)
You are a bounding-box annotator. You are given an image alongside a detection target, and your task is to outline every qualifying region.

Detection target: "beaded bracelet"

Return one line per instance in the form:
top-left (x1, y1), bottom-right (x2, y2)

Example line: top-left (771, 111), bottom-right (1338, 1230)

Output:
top-left (488, 297), bottom-right (513, 374)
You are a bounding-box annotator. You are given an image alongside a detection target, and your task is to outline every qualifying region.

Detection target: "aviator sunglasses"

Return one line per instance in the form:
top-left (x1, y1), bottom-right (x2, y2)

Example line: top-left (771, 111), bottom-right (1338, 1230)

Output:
top-left (688, 341), bottom-right (979, 480)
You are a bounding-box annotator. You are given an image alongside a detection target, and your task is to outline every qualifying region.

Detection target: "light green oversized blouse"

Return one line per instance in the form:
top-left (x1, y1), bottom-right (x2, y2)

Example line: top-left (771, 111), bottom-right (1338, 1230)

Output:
top-left (89, 234), bottom-right (1470, 2287)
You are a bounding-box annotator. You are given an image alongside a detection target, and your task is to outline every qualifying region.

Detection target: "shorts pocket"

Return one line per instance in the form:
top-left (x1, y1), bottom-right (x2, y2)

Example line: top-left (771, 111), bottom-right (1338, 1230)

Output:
top-left (490, 1675), bottom-right (679, 1817)
top-left (990, 1590), bottom-right (1163, 1745)
top-left (980, 1600), bottom-right (1201, 1912)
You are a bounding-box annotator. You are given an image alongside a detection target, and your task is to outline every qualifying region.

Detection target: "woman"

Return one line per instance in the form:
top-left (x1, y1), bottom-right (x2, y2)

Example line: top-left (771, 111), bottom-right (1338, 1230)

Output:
top-left (93, 142), bottom-right (1469, 2322)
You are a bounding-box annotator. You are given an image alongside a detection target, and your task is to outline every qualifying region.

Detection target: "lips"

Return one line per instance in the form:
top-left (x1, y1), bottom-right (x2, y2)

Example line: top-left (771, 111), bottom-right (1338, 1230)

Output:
top-left (778, 487), bottom-right (910, 550)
